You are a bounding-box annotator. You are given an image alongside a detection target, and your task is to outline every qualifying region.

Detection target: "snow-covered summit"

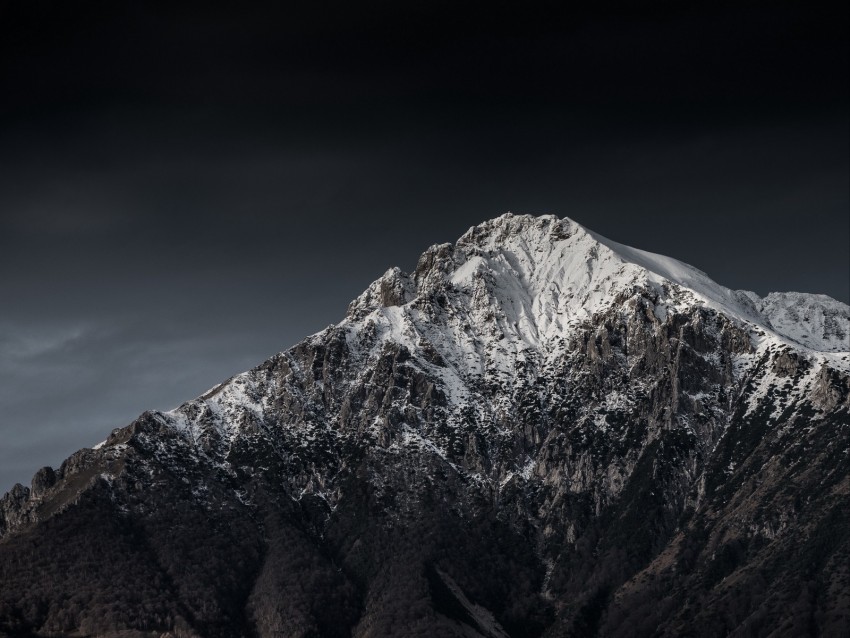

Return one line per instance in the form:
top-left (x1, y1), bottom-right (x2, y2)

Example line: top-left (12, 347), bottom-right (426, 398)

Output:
top-left (347, 213), bottom-right (848, 355)
top-left (156, 212), bottom-right (848, 468)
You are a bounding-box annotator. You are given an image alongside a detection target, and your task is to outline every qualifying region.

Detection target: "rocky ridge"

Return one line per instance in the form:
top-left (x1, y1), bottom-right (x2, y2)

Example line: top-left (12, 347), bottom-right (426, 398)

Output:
top-left (1, 214), bottom-right (848, 637)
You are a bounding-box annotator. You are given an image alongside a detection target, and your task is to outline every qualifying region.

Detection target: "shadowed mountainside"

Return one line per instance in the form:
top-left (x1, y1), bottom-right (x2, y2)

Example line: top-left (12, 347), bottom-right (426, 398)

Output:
top-left (2, 214), bottom-right (848, 637)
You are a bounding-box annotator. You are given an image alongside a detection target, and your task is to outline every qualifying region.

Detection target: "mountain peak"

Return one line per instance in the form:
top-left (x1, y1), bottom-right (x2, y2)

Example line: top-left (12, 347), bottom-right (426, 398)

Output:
top-left (348, 213), bottom-right (848, 355)
top-left (2, 213), bottom-right (849, 638)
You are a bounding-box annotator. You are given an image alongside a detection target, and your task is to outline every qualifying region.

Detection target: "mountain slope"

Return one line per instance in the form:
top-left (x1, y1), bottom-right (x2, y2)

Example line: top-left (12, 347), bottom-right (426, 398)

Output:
top-left (2, 213), bottom-right (848, 638)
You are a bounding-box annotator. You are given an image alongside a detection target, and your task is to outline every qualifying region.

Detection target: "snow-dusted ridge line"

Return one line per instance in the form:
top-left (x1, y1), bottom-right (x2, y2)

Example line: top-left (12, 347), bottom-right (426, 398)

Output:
top-left (351, 213), bottom-right (847, 354)
top-left (158, 213), bottom-right (848, 450)
top-left (542, 215), bottom-right (847, 355)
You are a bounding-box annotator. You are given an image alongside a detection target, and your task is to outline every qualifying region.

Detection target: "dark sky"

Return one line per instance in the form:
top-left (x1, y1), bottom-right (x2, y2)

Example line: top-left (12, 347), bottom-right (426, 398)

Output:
top-left (1, 1), bottom-right (848, 493)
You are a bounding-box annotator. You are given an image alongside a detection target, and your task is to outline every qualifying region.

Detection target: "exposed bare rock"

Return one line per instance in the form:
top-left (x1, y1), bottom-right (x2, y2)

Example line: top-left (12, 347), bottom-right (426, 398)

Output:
top-left (1, 214), bottom-right (847, 637)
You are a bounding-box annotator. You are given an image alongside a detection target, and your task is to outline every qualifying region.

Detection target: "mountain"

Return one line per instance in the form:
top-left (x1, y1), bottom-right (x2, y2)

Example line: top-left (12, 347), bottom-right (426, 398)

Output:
top-left (1, 213), bottom-right (848, 638)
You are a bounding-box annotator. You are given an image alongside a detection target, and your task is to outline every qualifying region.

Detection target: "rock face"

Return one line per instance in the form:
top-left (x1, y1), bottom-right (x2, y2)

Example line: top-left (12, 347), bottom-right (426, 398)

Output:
top-left (1, 214), bottom-right (848, 638)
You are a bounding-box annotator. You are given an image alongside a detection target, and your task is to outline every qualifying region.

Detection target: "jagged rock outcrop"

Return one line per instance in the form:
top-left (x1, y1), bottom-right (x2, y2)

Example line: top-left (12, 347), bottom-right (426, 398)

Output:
top-left (1, 214), bottom-right (848, 638)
